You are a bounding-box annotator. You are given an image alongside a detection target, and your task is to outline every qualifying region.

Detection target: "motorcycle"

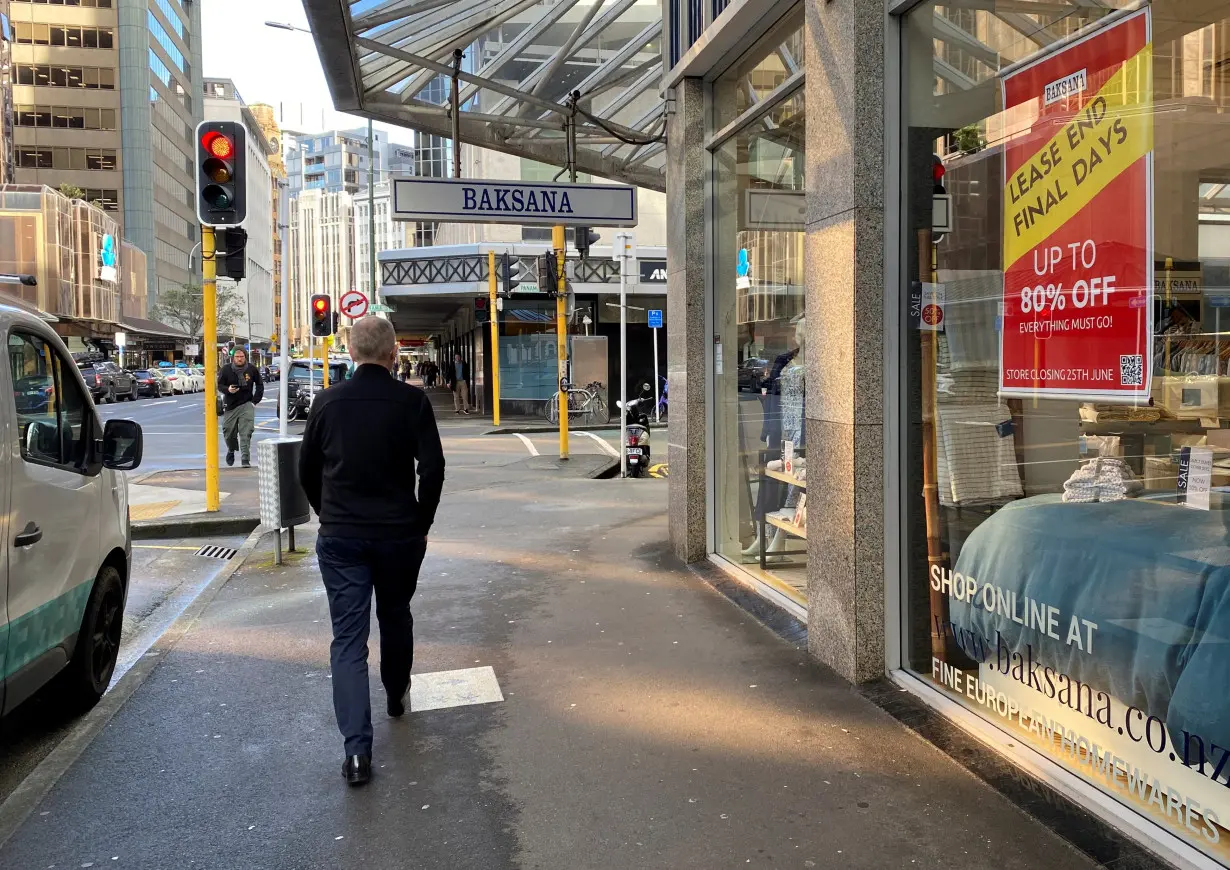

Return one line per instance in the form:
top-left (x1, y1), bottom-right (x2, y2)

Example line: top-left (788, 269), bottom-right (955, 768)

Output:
top-left (274, 382), bottom-right (313, 421)
top-left (618, 382), bottom-right (654, 478)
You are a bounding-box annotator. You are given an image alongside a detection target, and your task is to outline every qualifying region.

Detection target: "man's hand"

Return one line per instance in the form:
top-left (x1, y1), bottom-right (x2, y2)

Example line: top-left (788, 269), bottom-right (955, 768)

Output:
top-left (228, 385), bottom-right (239, 394)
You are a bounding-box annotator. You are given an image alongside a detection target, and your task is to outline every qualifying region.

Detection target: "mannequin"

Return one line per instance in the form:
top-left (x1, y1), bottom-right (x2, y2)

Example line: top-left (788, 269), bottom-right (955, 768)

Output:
top-left (744, 315), bottom-right (807, 563)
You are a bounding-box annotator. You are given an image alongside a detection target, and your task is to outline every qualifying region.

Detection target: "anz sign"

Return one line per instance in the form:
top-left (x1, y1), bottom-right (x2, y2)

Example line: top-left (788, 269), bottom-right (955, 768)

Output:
top-left (639, 259), bottom-right (667, 283)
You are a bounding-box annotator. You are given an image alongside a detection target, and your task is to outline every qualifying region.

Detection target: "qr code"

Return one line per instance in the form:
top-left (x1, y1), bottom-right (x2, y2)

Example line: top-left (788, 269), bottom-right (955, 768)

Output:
top-left (1120, 354), bottom-right (1144, 386)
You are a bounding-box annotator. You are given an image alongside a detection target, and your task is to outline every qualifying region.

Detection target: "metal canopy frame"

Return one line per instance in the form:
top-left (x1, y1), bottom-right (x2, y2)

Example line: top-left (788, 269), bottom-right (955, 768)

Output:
top-left (301, 0), bottom-right (668, 192)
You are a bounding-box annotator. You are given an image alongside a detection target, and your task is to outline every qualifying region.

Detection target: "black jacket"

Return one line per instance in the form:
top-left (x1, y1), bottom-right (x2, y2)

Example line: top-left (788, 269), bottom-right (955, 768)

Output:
top-left (217, 362), bottom-right (264, 411)
top-left (446, 360), bottom-right (471, 387)
top-left (298, 364), bottom-right (445, 539)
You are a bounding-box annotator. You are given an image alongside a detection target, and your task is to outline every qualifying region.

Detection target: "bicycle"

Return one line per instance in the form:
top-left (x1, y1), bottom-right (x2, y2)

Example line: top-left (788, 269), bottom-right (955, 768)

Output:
top-left (545, 380), bottom-right (608, 425)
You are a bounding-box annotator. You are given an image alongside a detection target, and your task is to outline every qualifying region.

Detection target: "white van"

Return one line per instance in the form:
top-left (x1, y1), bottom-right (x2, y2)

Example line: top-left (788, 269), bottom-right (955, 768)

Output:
top-left (1, 303), bottom-right (143, 715)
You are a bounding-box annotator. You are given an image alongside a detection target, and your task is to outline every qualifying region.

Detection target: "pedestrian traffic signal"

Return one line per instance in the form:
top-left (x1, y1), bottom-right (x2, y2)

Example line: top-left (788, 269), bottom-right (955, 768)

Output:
top-left (196, 121), bottom-right (246, 227)
top-left (500, 252), bottom-right (523, 296)
top-left (932, 153), bottom-right (946, 195)
top-left (575, 227), bottom-right (600, 260)
top-left (223, 227), bottom-right (248, 280)
top-left (475, 296), bottom-right (490, 324)
top-left (311, 294), bottom-right (333, 337)
top-left (541, 253), bottom-right (561, 297)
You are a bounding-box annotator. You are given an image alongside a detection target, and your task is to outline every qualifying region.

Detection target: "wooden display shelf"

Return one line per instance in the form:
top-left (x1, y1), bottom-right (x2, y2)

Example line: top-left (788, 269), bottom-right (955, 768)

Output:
top-left (764, 467), bottom-right (807, 488)
top-left (766, 512), bottom-right (806, 539)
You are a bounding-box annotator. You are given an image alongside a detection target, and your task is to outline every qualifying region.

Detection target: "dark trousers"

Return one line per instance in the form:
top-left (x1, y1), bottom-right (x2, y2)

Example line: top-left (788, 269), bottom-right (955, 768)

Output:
top-left (316, 535), bottom-right (427, 756)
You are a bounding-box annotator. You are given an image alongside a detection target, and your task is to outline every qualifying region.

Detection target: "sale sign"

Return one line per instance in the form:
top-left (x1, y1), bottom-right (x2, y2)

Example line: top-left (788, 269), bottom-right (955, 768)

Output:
top-left (1000, 8), bottom-right (1153, 399)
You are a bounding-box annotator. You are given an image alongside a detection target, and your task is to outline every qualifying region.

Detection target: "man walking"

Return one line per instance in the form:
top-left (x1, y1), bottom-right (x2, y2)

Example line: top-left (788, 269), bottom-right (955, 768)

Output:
top-left (217, 348), bottom-right (263, 468)
top-left (299, 316), bottom-right (445, 786)
top-left (447, 352), bottom-right (471, 415)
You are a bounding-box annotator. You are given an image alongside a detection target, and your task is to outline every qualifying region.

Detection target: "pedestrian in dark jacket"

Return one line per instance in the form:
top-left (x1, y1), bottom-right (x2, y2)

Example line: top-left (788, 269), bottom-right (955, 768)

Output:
top-left (216, 348), bottom-right (263, 467)
top-left (447, 353), bottom-right (471, 414)
top-left (298, 316), bottom-right (446, 786)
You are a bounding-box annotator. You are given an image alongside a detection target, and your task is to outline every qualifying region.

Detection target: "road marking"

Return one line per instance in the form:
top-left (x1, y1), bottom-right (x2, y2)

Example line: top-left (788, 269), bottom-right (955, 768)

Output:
top-left (133, 544), bottom-right (201, 551)
top-left (410, 666), bottom-right (503, 713)
top-left (142, 400), bottom-right (177, 407)
top-left (513, 433), bottom-right (539, 456)
top-left (579, 430), bottom-right (620, 458)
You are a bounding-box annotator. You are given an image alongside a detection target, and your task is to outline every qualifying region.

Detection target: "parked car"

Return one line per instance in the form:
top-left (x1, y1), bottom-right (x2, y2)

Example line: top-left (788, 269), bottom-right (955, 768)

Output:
top-left (186, 367), bottom-right (208, 393)
top-left (132, 370), bottom-right (171, 398)
top-left (148, 368), bottom-right (175, 396)
top-left (2, 301), bottom-right (144, 717)
top-left (738, 357), bottom-right (770, 392)
top-left (77, 360), bottom-right (137, 403)
top-left (161, 369), bottom-right (189, 394)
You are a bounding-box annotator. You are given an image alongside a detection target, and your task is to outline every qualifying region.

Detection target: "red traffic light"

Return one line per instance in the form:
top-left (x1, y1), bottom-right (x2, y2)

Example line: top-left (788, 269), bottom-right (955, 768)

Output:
top-left (932, 158), bottom-right (946, 182)
top-left (201, 131), bottom-right (235, 160)
top-left (314, 298), bottom-right (328, 312)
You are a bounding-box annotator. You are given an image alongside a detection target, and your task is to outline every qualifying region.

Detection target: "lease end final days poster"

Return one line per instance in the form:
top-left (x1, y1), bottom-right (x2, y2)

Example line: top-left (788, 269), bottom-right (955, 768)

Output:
top-left (1000, 8), bottom-right (1153, 400)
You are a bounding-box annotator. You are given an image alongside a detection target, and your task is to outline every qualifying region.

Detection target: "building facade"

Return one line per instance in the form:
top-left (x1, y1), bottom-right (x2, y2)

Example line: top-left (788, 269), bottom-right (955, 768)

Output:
top-left (0, 0), bottom-right (14, 185)
top-left (285, 127), bottom-right (385, 198)
top-left (248, 103), bottom-right (286, 347)
top-left (203, 78), bottom-right (275, 354)
top-left (353, 181), bottom-right (412, 301)
top-left (665, 1), bottom-right (1230, 867)
top-left (288, 186), bottom-right (353, 348)
top-left (8, 0), bottom-right (123, 212)
top-left (118, 0), bottom-right (200, 308)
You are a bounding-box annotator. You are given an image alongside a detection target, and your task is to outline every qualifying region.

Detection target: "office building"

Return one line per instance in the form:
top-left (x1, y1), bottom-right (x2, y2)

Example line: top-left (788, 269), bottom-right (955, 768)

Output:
top-left (8, 0), bottom-right (201, 310)
top-left (0, 0), bottom-right (14, 185)
top-left (288, 186), bottom-right (353, 348)
top-left (203, 78), bottom-right (274, 353)
top-left (353, 180), bottom-right (412, 300)
top-left (249, 103), bottom-right (286, 346)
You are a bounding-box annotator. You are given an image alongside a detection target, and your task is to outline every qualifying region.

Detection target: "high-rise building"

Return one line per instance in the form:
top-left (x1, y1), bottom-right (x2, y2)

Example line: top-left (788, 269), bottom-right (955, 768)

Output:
top-left (119, 0), bottom-right (201, 308)
top-left (203, 78), bottom-right (274, 354)
top-left (248, 103), bottom-right (285, 346)
top-left (354, 181), bottom-right (412, 300)
top-left (0, 0), bottom-right (14, 185)
top-left (288, 187), bottom-right (353, 348)
top-left (9, 0), bottom-right (202, 310)
top-left (9, 0), bottom-right (123, 211)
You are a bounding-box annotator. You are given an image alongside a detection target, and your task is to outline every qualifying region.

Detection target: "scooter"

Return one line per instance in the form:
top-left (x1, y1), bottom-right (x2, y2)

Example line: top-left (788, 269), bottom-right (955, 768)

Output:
top-left (618, 382), bottom-right (654, 478)
top-left (275, 383), bottom-right (312, 421)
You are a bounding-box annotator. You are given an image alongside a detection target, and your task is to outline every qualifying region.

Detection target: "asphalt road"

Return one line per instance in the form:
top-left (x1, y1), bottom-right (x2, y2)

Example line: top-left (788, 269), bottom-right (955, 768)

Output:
top-left (0, 534), bottom-right (248, 804)
top-left (94, 387), bottom-right (294, 472)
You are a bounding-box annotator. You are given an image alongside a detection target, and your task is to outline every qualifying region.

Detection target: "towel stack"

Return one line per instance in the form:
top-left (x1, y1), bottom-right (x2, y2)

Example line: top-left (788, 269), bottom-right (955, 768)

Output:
top-left (1062, 457), bottom-right (1144, 503)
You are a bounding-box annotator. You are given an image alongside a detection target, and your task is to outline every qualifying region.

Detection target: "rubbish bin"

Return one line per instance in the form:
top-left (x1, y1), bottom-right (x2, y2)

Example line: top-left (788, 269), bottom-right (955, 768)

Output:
top-left (257, 437), bottom-right (311, 562)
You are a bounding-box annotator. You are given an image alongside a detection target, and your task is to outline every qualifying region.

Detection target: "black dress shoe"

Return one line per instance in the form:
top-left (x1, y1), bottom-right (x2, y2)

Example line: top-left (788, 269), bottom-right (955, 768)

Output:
top-left (342, 754), bottom-right (372, 786)
top-left (388, 687), bottom-right (408, 718)
top-left (225, 450), bottom-right (235, 467)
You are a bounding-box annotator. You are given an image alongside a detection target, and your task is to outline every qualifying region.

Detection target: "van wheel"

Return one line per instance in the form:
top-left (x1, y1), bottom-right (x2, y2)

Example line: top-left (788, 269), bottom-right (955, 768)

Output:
top-left (61, 565), bottom-right (124, 710)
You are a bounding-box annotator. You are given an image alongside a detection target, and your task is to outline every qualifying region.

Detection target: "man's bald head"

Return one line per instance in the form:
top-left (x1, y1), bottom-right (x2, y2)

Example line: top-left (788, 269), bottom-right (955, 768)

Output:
top-left (349, 316), bottom-right (397, 368)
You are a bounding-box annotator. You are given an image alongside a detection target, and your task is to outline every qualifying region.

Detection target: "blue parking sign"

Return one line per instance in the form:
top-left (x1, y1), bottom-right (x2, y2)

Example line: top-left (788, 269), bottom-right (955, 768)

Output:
top-left (648, 309), bottom-right (663, 329)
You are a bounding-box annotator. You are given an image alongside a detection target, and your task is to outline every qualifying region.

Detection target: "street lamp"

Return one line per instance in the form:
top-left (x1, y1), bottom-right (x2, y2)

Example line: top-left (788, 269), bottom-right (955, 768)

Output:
top-left (265, 20), bottom-right (379, 304)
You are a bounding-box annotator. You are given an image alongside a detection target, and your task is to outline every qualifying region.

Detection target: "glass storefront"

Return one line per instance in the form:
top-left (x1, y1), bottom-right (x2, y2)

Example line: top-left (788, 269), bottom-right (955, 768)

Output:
top-left (712, 12), bottom-right (808, 606)
top-left (903, 1), bottom-right (1230, 861)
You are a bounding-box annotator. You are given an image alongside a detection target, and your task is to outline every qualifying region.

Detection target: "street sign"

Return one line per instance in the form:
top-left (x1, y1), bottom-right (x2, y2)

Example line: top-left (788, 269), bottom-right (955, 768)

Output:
top-left (371, 303), bottom-right (393, 313)
top-left (648, 310), bottom-right (663, 329)
top-left (391, 178), bottom-right (638, 227)
top-left (185, 343), bottom-right (200, 356)
top-left (340, 289), bottom-right (369, 319)
top-left (114, 331), bottom-right (127, 347)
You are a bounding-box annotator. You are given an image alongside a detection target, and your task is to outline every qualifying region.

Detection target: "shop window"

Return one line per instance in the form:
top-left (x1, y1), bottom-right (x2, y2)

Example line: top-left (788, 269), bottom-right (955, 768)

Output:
top-left (710, 10), bottom-right (807, 607)
top-left (904, 1), bottom-right (1230, 862)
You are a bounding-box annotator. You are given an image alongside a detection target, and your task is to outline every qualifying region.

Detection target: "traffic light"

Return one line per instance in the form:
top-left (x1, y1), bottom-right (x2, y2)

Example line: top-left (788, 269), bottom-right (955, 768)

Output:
top-left (223, 227), bottom-right (247, 280)
top-left (932, 153), bottom-right (946, 195)
top-left (196, 121), bottom-right (246, 227)
top-left (575, 227), bottom-right (600, 260)
top-left (540, 253), bottom-right (561, 297)
top-left (500, 252), bottom-right (524, 296)
top-left (475, 296), bottom-right (490, 324)
top-left (311, 294), bottom-right (333, 337)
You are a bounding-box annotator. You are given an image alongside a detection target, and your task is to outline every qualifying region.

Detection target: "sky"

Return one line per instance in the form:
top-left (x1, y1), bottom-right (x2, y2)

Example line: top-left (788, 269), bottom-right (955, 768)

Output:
top-left (200, 0), bottom-right (413, 143)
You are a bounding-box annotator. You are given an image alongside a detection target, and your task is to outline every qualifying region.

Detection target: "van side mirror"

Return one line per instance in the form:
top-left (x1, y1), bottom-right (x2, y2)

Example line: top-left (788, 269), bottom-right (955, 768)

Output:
top-left (102, 419), bottom-right (143, 470)
top-left (25, 420), bottom-right (58, 457)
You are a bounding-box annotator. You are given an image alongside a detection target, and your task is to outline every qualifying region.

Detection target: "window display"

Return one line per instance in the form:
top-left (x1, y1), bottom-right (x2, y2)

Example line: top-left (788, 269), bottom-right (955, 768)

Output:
top-left (904, 1), bottom-right (1230, 862)
top-left (712, 12), bottom-right (807, 605)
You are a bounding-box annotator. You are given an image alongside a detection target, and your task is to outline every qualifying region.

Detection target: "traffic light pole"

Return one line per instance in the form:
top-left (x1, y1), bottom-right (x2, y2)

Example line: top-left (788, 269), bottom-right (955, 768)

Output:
top-left (202, 225), bottom-right (220, 512)
top-left (488, 250), bottom-right (501, 427)
top-left (553, 225), bottom-right (569, 460)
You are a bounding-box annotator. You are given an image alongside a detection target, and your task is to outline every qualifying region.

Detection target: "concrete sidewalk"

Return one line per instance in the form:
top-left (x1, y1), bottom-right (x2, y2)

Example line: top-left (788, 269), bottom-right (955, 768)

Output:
top-left (0, 472), bottom-right (1099, 869)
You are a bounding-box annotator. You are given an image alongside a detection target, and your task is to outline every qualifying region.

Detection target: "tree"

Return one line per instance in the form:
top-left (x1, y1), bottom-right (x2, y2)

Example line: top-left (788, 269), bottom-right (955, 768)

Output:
top-left (154, 283), bottom-right (246, 340)
top-left (953, 124), bottom-right (984, 155)
top-left (57, 183), bottom-right (105, 211)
